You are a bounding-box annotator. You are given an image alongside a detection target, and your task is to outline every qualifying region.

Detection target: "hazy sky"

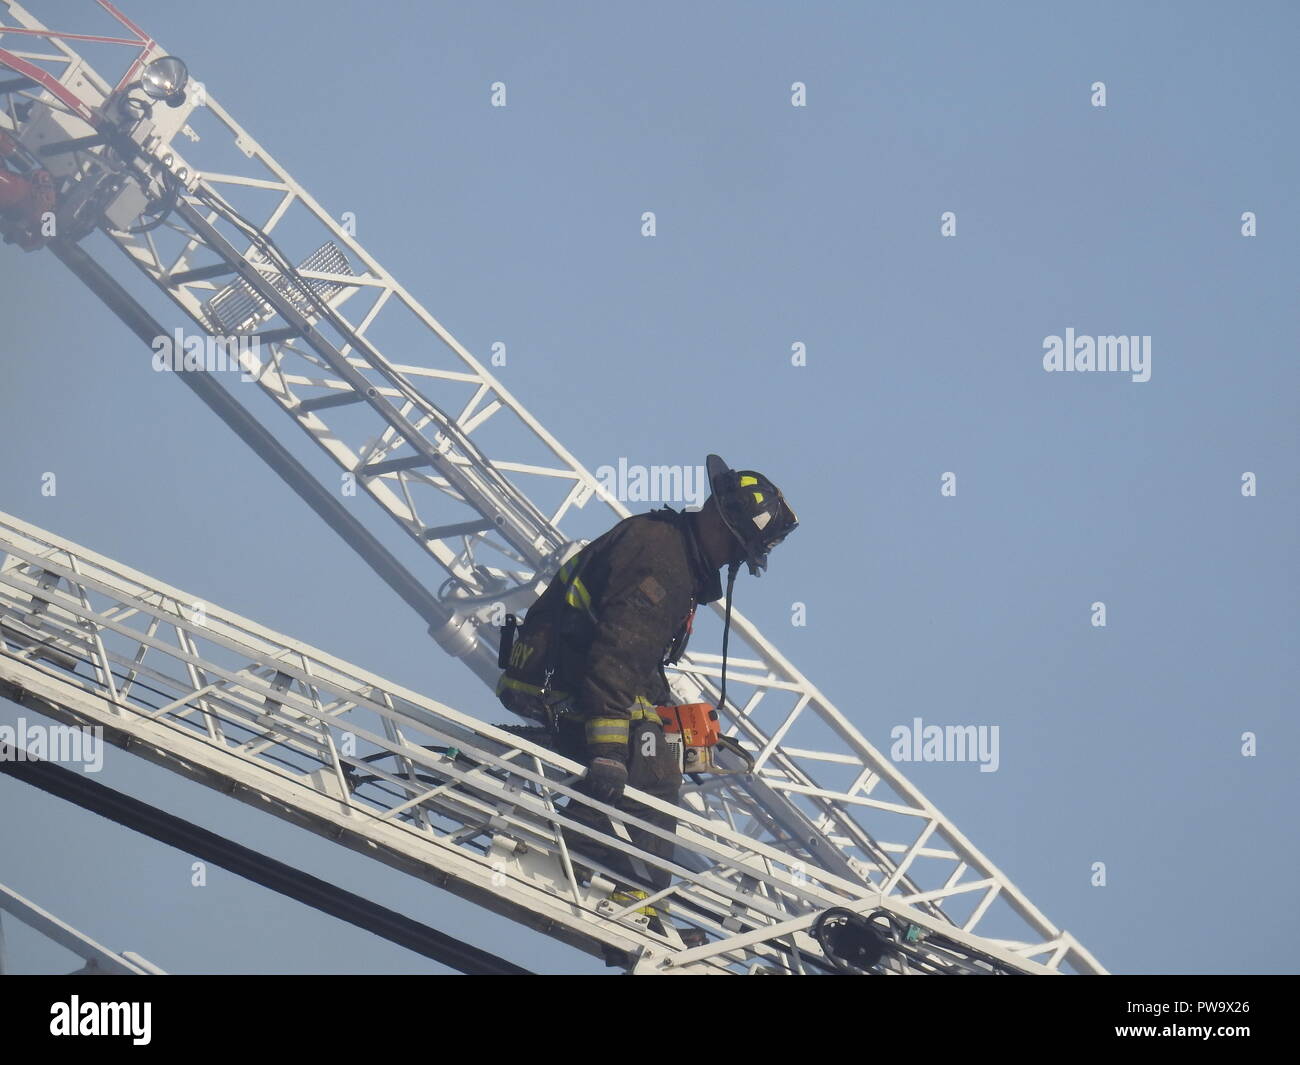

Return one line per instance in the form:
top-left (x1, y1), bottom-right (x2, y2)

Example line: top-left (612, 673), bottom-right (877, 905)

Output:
top-left (1, 0), bottom-right (1296, 975)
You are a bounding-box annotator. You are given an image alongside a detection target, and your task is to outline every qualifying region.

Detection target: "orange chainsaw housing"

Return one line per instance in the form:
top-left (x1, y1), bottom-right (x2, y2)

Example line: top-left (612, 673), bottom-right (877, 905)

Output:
top-left (655, 702), bottom-right (722, 748)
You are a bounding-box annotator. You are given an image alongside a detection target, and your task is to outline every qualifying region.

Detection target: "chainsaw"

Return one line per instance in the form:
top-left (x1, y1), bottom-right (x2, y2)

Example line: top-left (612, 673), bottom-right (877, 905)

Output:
top-left (655, 702), bottom-right (753, 775)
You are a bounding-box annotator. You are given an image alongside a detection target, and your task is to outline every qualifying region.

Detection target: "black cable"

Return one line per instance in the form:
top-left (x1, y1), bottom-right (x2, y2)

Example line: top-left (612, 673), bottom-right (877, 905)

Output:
top-left (715, 560), bottom-right (739, 715)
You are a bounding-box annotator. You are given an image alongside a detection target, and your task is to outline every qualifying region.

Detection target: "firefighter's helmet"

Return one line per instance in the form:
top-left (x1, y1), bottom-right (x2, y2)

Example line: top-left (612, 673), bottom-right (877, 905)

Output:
top-left (706, 454), bottom-right (798, 576)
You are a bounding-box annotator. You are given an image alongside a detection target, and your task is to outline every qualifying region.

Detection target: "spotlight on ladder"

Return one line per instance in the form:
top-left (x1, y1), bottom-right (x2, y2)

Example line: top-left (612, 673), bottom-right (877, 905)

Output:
top-left (140, 56), bottom-right (189, 108)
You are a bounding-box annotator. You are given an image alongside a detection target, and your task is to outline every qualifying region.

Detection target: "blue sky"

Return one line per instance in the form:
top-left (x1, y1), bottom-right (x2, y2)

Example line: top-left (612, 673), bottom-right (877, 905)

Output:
top-left (1, 0), bottom-right (1297, 974)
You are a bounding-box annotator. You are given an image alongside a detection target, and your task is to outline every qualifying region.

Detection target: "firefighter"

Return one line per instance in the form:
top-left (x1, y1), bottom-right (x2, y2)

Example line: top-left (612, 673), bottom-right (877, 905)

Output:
top-left (495, 454), bottom-right (798, 927)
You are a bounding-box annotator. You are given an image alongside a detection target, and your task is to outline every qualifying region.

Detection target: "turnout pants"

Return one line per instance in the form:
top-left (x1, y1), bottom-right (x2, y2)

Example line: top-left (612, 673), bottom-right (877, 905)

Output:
top-left (554, 716), bottom-right (681, 898)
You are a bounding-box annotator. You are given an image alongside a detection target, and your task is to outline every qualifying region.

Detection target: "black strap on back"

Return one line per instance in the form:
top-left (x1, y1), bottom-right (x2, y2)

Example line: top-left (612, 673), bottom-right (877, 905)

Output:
top-left (716, 560), bottom-right (739, 714)
top-left (497, 613), bottom-right (518, 668)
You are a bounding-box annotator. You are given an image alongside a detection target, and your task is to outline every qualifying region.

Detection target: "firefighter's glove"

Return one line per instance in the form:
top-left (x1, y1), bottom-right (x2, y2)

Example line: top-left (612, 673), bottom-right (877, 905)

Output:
top-left (584, 756), bottom-right (628, 805)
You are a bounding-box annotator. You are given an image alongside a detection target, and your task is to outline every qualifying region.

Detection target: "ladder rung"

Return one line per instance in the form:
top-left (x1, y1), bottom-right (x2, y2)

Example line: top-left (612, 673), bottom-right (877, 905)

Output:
top-left (361, 454), bottom-right (429, 477)
top-left (168, 262), bottom-right (237, 286)
top-left (421, 518), bottom-right (494, 541)
top-left (256, 325), bottom-right (300, 344)
top-left (297, 389), bottom-right (364, 414)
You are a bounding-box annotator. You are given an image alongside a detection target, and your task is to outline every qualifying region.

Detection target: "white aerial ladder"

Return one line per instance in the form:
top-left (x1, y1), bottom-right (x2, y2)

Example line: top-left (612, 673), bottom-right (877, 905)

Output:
top-left (0, 880), bottom-right (166, 974)
top-left (0, 0), bottom-right (1106, 974)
